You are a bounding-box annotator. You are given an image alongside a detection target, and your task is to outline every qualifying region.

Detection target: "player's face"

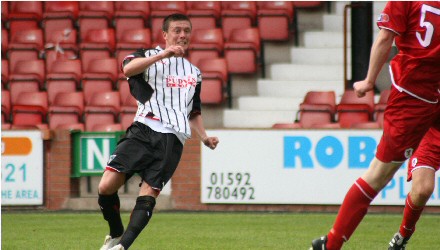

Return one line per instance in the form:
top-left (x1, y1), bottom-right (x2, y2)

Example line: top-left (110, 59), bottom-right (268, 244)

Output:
top-left (164, 20), bottom-right (192, 50)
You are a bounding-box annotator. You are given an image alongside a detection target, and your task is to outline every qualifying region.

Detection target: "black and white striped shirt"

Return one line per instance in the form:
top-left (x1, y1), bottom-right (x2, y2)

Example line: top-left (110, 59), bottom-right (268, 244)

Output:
top-left (123, 47), bottom-right (202, 142)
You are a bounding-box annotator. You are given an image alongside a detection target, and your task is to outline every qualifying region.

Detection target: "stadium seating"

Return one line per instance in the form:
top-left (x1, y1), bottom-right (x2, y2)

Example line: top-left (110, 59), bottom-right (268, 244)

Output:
top-left (116, 28), bottom-right (152, 64)
top-left (2, 29), bottom-right (8, 55)
top-left (2, 90), bottom-right (11, 123)
top-left (114, 1), bottom-right (150, 41)
top-left (198, 58), bottom-right (229, 105)
top-left (79, 28), bottom-right (116, 71)
top-left (221, 1), bottom-right (257, 40)
top-left (44, 28), bottom-right (78, 53)
top-left (7, 28), bottom-right (44, 72)
top-left (48, 91), bottom-right (84, 129)
top-left (186, 1), bottom-right (221, 31)
top-left (9, 59), bottom-right (46, 89)
top-left (8, 1), bottom-right (42, 37)
top-left (46, 59), bottom-right (82, 104)
top-left (45, 49), bottom-right (78, 74)
top-left (257, 1), bottom-right (294, 42)
top-left (82, 58), bottom-right (118, 103)
top-left (1, 2), bottom-right (8, 25)
top-left (84, 91), bottom-right (121, 131)
top-left (78, 1), bottom-right (114, 41)
top-left (12, 91), bottom-right (48, 127)
top-left (188, 28), bottom-right (224, 66)
top-left (224, 28), bottom-right (261, 74)
top-left (42, 2), bottom-right (78, 45)
top-left (336, 90), bottom-right (375, 128)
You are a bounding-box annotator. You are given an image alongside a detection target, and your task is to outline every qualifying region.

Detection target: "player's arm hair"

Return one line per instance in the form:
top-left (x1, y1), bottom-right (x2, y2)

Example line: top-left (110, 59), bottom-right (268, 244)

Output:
top-left (365, 28), bottom-right (395, 84)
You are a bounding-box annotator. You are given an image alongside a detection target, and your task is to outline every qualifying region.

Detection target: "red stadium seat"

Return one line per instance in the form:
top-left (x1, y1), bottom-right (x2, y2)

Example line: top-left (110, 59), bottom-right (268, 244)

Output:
top-left (188, 28), bottom-right (224, 67)
top-left (8, 1), bottom-right (42, 37)
top-left (9, 59), bottom-right (45, 89)
top-left (43, 2), bottom-right (78, 46)
top-left (116, 28), bottom-right (152, 64)
top-left (8, 29), bottom-right (44, 72)
top-left (186, 1), bottom-right (221, 31)
top-left (224, 28), bottom-right (261, 74)
top-left (2, 90), bottom-right (11, 123)
top-left (12, 91), bottom-right (48, 126)
top-left (294, 91), bottom-right (337, 128)
top-left (79, 28), bottom-right (115, 71)
top-left (45, 49), bottom-right (78, 73)
top-left (257, 1), bottom-right (294, 42)
top-left (198, 58), bottom-right (229, 106)
top-left (292, 1), bottom-right (324, 8)
top-left (78, 1), bottom-right (114, 41)
top-left (336, 90), bottom-right (375, 128)
top-left (45, 29), bottom-right (78, 53)
top-left (221, 1), bottom-right (257, 40)
top-left (46, 59), bottom-right (82, 104)
top-left (114, 1), bottom-right (150, 41)
top-left (150, 2), bottom-right (186, 43)
top-left (81, 58), bottom-right (118, 103)
top-left (1, 2), bottom-right (9, 24)
top-left (48, 92), bottom-right (84, 129)
top-left (84, 91), bottom-right (121, 131)
top-left (9, 82), bottom-right (40, 105)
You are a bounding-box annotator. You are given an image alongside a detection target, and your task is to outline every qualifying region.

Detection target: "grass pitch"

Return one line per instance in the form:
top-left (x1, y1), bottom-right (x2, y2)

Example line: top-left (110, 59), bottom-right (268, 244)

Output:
top-left (2, 211), bottom-right (439, 249)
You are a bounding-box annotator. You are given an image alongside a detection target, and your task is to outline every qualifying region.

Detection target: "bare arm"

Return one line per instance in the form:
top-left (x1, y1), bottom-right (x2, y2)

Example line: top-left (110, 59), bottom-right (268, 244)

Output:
top-left (353, 29), bottom-right (396, 97)
top-left (189, 114), bottom-right (219, 150)
top-left (123, 45), bottom-right (186, 77)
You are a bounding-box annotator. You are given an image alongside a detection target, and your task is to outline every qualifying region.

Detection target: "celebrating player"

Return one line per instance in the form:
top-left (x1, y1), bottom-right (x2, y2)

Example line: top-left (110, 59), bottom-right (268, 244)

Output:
top-left (97, 13), bottom-right (219, 250)
top-left (310, 2), bottom-right (440, 250)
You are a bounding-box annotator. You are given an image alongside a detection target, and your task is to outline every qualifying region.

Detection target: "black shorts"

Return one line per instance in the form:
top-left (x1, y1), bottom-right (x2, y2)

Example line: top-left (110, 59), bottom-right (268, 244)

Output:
top-left (107, 121), bottom-right (183, 190)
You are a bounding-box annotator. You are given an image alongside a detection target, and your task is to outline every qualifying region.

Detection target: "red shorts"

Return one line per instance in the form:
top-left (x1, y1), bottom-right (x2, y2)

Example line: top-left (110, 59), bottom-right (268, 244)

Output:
top-left (407, 118), bottom-right (440, 181)
top-left (376, 87), bottom-right (440, 163)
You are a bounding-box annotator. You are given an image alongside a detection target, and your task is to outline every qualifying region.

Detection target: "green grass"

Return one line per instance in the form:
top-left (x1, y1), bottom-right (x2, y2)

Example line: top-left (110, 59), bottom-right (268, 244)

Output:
top-left (2, 211), bottom-right (439, 249)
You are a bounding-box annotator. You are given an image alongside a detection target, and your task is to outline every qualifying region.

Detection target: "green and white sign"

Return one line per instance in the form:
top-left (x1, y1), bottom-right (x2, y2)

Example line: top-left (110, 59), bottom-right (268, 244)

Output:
top-left (72, 132), bottom-right (125, 177)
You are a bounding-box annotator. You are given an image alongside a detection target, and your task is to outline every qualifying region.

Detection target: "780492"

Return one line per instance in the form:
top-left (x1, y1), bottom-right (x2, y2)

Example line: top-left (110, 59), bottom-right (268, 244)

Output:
top-left (205, 172), bottom-right (255, 201)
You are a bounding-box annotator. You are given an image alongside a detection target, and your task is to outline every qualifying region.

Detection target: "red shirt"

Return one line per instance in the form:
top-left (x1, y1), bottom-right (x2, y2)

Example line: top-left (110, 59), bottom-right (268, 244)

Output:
top-left (377, 1), bottom-right (440, 103)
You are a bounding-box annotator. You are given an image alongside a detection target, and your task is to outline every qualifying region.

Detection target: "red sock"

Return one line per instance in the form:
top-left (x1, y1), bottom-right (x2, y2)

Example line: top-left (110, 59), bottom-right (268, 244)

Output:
top-left (399, 194), bottom-right (424, 238)
top-left (327, 178), bottom-right (378, 250)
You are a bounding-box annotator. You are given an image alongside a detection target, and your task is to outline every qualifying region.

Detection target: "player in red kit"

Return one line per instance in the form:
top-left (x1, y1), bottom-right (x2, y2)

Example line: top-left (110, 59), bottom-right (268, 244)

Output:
top-left (310, 2), bottom-right (440, 250)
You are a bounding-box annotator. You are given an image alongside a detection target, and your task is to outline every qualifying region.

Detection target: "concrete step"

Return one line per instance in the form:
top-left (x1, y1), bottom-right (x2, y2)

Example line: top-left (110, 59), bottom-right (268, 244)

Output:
top-left (291, 47), bottom-right (351, 64)
top-left (237, 96), bottom-right (303, 111)
top-left (269, 64), bottom-right (350, 81)
top-left (303, 31), bottom-right (349, 48)
top-left (257, 80), bottom-right (344, 98)
top-left (223, 110), bottom-right (296, 128)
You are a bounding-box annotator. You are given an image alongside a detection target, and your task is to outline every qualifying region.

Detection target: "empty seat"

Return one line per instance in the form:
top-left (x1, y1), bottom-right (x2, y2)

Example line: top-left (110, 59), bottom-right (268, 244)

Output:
top-left (45, 49), bottom-right (78, 73)
top-left (8, 1), bottom-right (43, 37)
top-left (46, 59), bottom-right (82, 104)
top-left (221, 1), bottom-right (257, 40)
top-left (188, 28), bottom-right (224, 66)
top-left (296, 90), bottom-right (336, 120)
top-left (257, 1), bottom-right (294, 42)
top-left (336, 90), bottom-right (375, 128)
top-left (116, 28), bottom-right (152, 64)
top-left (186, 1), bottom-right (221, 31)
top-left (8, 29), bottom-right (44, 71)
top-left (43, 2), bottom-right (78, 46)
top-left (224, 28), bottom-right (261, 74)
top-left (9, 59), bottom-right (45, 89)
top-left (114, 1), bottom-right (150, 41)
top-left (9, 81), bottom-right (40, 105)
top-left (78, 1), bottom-right (114, 41)
top-left (84, 91), bottom-right (121, 131)
top-left (12, 91), bottom-right (48, 126)
top-left (48, 91), bottom-right (84, 129)
top-left (80, 28), bottom-right (116, 52)
top-left (150, 2), bottom-right (186, 43)
top-left (2, 90), bottom-right (11, 123)
top-left (81, 58), bottom-right (118, 103)
top-left (198, 58), bottom-right (229, 106)
top-left (1, 2), bottom-right (8, 24)
top-left (91, 123), bottom-right (123, 132)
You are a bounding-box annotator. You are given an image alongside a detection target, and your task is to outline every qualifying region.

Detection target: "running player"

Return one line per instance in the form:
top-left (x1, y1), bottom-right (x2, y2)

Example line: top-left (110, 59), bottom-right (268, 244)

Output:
top-left (98, 13), bottom-right (219, 250)
top-left (310, 2), bottom-right (440, 249)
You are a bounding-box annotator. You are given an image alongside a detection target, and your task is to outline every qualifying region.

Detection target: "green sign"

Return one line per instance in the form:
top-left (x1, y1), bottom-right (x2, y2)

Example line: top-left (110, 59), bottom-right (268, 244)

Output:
top-left (72, 131), bottom-right (125, 177)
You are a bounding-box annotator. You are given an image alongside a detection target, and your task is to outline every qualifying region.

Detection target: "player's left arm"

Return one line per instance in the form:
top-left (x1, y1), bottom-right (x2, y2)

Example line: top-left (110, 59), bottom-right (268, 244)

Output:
top-left (188, 80), bottom-right (219, 150)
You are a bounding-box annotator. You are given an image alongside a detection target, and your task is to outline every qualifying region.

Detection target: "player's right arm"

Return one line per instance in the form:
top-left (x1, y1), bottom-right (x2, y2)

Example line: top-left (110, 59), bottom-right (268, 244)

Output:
top-left (123, 46), bottom-right (185, 77)
top-left (353, 29), bottom-right (395, 97)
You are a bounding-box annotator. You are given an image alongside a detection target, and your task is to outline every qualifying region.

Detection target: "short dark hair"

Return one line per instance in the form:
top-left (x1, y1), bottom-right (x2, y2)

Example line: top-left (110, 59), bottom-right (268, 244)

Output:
top-left (162, 13), bottom-right (192, 32)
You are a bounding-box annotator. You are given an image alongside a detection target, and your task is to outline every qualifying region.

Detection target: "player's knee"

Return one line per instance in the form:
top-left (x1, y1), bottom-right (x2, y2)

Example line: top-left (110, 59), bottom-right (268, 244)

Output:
top-left (413, 182), bottom-right (434, 201)
top-left (98, 179), bottom-right (117, 195)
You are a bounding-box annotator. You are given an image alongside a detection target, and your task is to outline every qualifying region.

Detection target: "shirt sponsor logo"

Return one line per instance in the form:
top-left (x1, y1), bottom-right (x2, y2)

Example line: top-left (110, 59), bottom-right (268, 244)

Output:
top-left (166, 75), bottom-right (197, 88)
top-left (377, 13), bottom-right (389, 22)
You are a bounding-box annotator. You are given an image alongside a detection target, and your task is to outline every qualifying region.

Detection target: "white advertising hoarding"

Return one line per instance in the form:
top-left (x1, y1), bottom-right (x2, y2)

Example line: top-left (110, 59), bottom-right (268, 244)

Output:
top-left (201, 130), bottom-right (440, 206)
top-left (1, 130), bottom-right (44, 205)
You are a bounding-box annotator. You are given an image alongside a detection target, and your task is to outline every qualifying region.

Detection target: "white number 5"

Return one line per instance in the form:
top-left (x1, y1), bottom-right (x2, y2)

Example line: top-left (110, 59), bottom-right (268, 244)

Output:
top-left (416, 4), bottom-right (440, 47)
